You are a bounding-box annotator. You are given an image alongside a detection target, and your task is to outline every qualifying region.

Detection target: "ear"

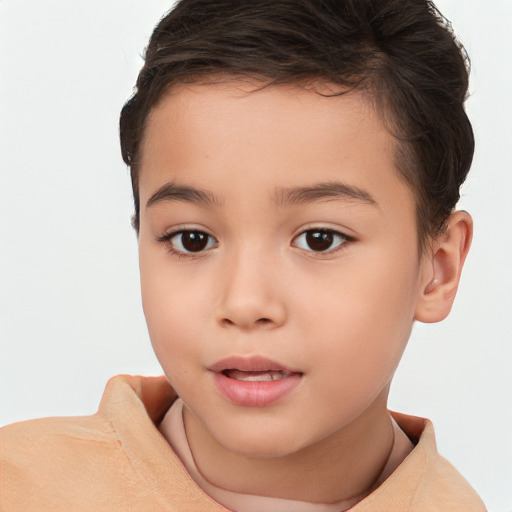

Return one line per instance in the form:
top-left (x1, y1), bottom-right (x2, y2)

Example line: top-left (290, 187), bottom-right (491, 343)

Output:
top-left (414, 211), bottom-right (473, 323)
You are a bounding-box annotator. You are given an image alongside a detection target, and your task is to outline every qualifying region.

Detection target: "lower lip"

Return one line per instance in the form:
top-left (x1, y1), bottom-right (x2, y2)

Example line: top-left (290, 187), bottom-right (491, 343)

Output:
top-left (212, 372), bottom-right (302, 407)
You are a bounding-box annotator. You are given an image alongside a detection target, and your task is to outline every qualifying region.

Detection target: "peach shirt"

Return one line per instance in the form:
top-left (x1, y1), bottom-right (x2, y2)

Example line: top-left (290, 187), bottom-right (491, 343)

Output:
top-left (0, 375), bottom-right (486, 511)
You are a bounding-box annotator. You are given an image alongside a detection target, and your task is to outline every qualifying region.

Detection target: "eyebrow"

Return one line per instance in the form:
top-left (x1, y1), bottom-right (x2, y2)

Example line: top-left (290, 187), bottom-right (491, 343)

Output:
top-left (146, 182), bottom-right (222, 209)
top-left (274, 181), bottom-right (377, 207)
top-left (146, 180), bottom-right (377, 210)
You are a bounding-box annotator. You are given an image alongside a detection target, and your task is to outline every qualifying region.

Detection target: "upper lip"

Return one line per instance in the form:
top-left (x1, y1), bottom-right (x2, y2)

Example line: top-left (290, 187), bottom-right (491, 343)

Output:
top-left (209, 355), bottom-right (300, 373)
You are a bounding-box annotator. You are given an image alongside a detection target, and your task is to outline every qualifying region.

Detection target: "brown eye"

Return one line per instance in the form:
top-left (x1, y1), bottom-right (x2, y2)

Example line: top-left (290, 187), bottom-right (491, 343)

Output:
top-left (182, 231), bottom-right (209, 252)
top-left (306, 231), bottom-right (333, 251)
top-left (294, 229), bottom-right (347, 253)
top-left (168, 230), bottom-right (217, 254)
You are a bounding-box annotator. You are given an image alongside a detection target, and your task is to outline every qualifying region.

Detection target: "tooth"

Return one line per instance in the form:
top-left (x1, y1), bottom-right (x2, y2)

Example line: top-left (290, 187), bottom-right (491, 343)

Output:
top-left (224, 370), bottom-right (291, 381)
top-left (240, 373), bottom-right (273, 382)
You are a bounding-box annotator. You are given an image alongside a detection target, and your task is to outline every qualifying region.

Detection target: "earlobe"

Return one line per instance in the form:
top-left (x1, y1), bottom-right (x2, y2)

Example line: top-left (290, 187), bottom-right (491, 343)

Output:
top-left (414, 211), bottom-right (473, 323)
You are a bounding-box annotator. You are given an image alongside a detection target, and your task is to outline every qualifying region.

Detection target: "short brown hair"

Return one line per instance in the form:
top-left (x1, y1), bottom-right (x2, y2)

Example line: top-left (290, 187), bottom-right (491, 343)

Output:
top-left (120, 0), bottom-right (474, 248)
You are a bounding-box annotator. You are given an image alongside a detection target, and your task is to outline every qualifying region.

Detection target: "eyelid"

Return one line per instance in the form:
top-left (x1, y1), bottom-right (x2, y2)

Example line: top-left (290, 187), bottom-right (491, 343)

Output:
top-left (291, 226), bottom-right (353, 256)
top-left (156, 225), bottom-right (218, 257)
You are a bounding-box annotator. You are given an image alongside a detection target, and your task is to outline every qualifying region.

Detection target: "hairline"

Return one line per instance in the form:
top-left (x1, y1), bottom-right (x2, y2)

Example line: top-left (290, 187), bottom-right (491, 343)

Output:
top-left (132, 73), bottom-right (434, 255)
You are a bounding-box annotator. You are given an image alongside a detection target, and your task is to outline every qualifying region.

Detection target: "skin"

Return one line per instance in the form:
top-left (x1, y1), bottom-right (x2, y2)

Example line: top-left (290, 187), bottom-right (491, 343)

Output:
top-left (137, 82), bottom-right (472, 503)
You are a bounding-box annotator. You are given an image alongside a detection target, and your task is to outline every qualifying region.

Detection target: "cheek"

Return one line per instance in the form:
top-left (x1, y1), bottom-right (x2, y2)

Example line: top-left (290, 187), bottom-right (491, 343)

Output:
top-left (139, 255), bottom-right (207, 366)
top-left (297, 256), bottom-right (418, 386)
top-left (142, 283), bottom-right (204, 397)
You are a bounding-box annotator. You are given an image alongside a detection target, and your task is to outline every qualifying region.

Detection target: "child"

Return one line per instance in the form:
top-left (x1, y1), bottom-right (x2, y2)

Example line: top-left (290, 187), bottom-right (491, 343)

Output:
top-left (0, 0), bottom-right (488, 510)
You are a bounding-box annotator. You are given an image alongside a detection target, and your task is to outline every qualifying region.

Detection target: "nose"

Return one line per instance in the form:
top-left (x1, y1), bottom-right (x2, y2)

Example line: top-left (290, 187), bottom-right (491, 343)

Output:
top-left (215, 248), bottom-right (287, 331)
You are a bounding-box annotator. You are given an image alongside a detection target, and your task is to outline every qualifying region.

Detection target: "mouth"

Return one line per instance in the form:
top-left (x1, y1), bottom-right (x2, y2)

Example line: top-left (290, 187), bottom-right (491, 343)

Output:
top-left (222, 369), bottom-right (295, 381)
top-left (210, 356), bottom-right (303, 407)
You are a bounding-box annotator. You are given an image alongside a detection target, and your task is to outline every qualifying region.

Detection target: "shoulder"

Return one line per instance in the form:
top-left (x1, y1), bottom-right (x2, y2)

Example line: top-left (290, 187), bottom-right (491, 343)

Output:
top-left (1, 413), bottom-right (136, 511)
top-left (352, 412), bottom-right (487, 511)
top-left (423, 452), bottom-right (487, 510)
top-left (0, 375), bottom-right (225, 512)
top-left (1, 410), bottom-right (116, 449)
top-left (0, 375), bottom-right (169, 511)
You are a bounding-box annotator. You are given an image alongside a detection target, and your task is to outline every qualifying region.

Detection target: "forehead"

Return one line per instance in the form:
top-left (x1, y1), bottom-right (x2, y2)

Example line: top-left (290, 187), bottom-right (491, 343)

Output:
top-left (138, 81), bottom-right (413, 219)
top-left (144, 81), bottom-right (381, 151)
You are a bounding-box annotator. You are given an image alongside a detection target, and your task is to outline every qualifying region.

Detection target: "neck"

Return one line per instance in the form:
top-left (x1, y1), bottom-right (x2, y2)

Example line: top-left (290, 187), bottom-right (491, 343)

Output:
top-left (183, 388), bottom-right (395, 504)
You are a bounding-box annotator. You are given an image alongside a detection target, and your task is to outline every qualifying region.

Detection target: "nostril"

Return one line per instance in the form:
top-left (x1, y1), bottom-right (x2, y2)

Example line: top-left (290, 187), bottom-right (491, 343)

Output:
top-left (219, 315), bottom-right (279, 330)
top-left (221, 317), bottom-right (272, 327)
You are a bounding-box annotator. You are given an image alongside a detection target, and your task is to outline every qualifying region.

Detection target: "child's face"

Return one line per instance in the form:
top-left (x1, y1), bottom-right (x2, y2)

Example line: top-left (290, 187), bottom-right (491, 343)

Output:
top-left (137, 82), bottom-right (432, 457)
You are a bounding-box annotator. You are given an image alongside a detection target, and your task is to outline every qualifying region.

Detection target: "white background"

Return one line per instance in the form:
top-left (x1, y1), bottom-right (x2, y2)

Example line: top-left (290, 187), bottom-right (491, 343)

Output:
top-left (0, 1), bottom-right (510, 510)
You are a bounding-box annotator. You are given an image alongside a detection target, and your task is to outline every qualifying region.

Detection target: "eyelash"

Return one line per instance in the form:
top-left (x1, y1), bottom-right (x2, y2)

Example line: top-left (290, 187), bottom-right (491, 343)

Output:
top-left (292, 228), bottom-right (352, 257)
top-left (156, 227), bottom-right (353, 258)
top-left (156, 229), bottom-right (218, 258)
